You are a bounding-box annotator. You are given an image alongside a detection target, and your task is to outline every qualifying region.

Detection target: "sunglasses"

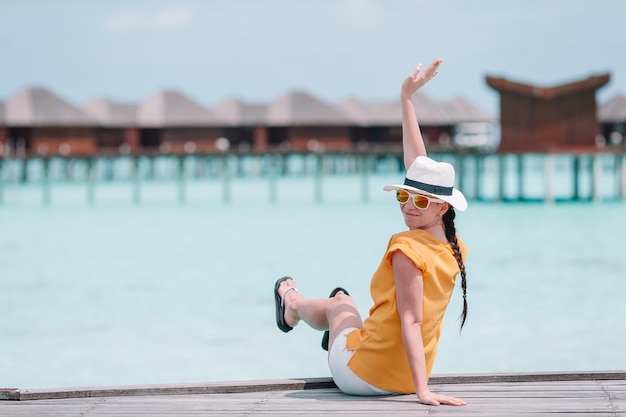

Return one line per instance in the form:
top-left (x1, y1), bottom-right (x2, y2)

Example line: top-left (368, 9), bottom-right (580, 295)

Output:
top-left (396, 189), bottom-right (444, 210)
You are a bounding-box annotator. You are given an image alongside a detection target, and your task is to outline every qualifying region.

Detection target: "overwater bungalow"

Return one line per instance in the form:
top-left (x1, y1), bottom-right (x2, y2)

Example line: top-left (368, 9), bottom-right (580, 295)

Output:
top-left (0, 86), bottom-right (493, 158)
top-left (1, 88), bottom-right (99, 157)
top-left (486, 73), bottom-right (615, 153)
top-left (0, 78), bottom-right (624, 159)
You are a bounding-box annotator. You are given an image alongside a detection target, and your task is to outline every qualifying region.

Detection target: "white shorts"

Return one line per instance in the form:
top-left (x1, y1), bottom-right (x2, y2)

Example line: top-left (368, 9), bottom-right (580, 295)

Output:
top-left (327, 327), bottom-right (394, 396)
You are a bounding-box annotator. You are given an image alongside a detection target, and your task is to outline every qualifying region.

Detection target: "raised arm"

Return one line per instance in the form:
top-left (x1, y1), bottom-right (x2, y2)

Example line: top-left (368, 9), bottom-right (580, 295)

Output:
top-left (400, 59), bottom-right (442, 169)
top-left (392, 251), bottom-right (466, 406)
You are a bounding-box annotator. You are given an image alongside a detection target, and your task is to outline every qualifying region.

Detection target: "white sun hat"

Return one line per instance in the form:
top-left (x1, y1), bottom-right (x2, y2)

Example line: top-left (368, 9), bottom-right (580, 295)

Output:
top-left (383, 156), bottom-right (468, 211)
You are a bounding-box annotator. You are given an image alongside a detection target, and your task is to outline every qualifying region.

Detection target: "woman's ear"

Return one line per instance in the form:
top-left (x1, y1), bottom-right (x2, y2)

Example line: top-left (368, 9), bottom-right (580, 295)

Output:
top-left (440, 202), bottom-right (450, 216)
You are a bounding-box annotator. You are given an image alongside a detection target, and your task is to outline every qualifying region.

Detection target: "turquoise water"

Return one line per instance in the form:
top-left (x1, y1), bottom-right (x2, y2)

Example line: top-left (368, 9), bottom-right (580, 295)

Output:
top-left (1, 169), bottom-right (625, 389)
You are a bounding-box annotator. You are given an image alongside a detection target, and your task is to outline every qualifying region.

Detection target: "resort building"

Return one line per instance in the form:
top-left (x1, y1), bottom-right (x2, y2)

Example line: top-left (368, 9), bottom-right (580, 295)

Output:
top-left (1, 78), bottom-right (623, 158)
top-left (0, 87), bottom-right (493, 158)
top-left (486, 73), bottom-right (613, 153)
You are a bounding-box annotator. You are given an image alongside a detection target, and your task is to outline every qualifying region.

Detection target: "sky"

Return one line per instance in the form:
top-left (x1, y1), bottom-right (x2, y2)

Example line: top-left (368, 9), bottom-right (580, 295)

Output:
top-left (1, 0), bottom-right (624, 116)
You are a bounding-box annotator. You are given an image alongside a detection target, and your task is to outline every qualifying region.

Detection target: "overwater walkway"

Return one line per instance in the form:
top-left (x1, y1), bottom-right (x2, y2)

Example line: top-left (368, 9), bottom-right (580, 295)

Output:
top-left (2, 151), bottom-right (626, 205)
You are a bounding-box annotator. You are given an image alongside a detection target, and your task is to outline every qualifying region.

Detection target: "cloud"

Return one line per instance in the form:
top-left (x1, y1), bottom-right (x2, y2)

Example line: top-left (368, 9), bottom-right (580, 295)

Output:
top-left (103, 6), bottom-right (194, 33)
top-left (153, 7), bottom-right (194, 30)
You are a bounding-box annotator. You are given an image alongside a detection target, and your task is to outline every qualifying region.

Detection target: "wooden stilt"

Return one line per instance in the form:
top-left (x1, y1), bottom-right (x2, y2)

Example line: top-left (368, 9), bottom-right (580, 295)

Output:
top-left (19, 157), bottom-right (27, 183)
top-left (315, 154), bottom-right (323, 204)
top-left (618, 154), bottom-right (626, 200)
top-left (544, 154), bottom-right (555, 204)
top-left (132, 156), bottom-right (140, 205)
top-left (105, 157), bottom-right (114, 181)
top-left (517, 154), bottom-right (524, 201)
top-left (592, 154), bottom-right (602, 203)
top-left (572, 155), bottom-right (581, 201)
top-left (268, 154), bottom-right (278, 204)
top-left (497, 154), bottom-right (505, 202)
top-left (177, 156), bottom-right (186, 205)
top-left (221, 155), bottom-right (231, 204)
top-left (86, 158), bottom-right (95, 205)
top-left (42, 158), bottom-right (50, 205)
top-left (360, 155), bottom-right (370, 203)
top-left (148, 157), bottom-right (156, 180)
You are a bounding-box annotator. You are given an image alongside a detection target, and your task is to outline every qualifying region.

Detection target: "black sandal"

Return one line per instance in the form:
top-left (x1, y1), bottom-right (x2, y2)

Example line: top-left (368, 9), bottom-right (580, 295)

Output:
top-left (274, 277), bottom-right (299, 333)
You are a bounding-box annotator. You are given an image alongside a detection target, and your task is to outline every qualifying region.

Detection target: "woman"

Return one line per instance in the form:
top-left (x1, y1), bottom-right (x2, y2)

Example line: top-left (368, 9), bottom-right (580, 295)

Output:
top-left (273, 59), bottom-right (468, 407)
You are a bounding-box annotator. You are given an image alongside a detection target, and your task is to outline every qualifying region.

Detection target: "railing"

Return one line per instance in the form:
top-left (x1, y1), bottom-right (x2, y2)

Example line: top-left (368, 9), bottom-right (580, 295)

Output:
top-left (1, 150), bottom-right (625, 205)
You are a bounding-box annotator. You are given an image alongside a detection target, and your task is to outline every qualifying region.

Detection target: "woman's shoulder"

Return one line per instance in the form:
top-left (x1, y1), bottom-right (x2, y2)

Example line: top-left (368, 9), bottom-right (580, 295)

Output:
top-left (388, 229), bottom-right (447, 249)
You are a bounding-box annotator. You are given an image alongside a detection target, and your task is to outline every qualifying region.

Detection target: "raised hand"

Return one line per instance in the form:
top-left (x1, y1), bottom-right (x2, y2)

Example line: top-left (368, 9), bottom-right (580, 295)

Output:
top-left (400, 59), bottom-right (442, 165)
top-left (401, 59), bottom-right (442, 100)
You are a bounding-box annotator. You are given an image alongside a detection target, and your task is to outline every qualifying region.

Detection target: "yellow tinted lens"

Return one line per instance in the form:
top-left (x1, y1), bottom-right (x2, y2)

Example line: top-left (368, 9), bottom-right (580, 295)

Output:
top-left (396, 189), bottom-right (410, 203)
top-left (413, 195), bottom-right (430, 209)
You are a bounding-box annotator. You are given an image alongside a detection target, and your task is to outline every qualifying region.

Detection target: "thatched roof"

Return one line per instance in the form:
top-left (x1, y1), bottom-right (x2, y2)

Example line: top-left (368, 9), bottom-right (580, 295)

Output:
top-left (208, 92), bottom-right (493, 127)
top-left (334, 98), bottom-right (400, 125)
top-left (212, 98), bottom-right (266, 126)
top-left (598, 94), bottom-right (626, 123)
top-left (4, 88), bottom-right (95, 126)
top-left (82, 98), bottom-right (137, 127)
top-left (0, 86), bottom-right (499, 128)
top-left (486, 74), bottom-right (611, 100)
top-left (265, 91), bottom-right (351, 126)
top-left (137, 91), bottom-right (215, 127)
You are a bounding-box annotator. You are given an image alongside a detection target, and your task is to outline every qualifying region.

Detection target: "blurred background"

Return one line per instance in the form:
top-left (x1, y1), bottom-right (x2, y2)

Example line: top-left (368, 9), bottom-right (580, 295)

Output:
top-left (1, 0), bottom-right (624, 114)
top-left (1, 0), bottom-right (625, 389)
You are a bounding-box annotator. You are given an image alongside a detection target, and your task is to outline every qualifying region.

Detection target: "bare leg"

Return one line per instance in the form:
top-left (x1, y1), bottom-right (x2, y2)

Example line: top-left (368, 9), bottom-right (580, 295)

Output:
top-left (278, 278), bottom-right (364, 349)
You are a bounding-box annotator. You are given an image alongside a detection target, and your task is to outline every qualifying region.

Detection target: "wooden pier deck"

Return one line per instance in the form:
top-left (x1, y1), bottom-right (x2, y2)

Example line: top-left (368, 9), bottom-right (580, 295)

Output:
top-left (1, 371), bottom-right (624, 416)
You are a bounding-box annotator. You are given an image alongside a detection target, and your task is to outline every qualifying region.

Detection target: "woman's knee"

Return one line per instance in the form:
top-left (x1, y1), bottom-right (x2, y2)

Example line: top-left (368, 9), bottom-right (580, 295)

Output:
top-left (329, 293), bottom-right (358, 315)
top-left (328, 295), bottom-right (362, 330)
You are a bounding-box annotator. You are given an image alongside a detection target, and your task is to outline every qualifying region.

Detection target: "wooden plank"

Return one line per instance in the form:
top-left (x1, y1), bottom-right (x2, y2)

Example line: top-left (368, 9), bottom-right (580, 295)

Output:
top-left (4, 377), bottom-right (336, 401)
top-left (0, 389), bottom-right (18, 401)
top-left (429, 370), bottom-right (626, 384)
top-left (5, 371), bottom-right (625, 402)
top-left (0, 386), bottom-right (622, 417)
top-left (1, 373), bottom-right (625, 417)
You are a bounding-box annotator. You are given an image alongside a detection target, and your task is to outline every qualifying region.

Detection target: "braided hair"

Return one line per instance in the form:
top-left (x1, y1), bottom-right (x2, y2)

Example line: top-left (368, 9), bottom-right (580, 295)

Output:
top-left (442, 207), bottom-right (468, 331)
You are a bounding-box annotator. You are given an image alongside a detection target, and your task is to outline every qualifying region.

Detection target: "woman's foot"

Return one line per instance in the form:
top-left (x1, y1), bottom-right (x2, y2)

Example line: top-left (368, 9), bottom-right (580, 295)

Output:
top-left (274, 276), bottom-right (301, 332)
top-left (278, 277), bottom-right (301, 328)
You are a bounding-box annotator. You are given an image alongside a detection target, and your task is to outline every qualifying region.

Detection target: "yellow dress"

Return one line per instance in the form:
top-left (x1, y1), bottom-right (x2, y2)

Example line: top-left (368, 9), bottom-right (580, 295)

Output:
top-left (345, 229), bottom-right (467, 394)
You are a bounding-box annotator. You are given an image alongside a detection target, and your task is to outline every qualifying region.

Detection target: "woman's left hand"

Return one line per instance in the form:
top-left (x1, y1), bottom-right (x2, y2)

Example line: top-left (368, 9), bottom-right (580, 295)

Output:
top-left (401, 59), bottom-right (442, 100)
